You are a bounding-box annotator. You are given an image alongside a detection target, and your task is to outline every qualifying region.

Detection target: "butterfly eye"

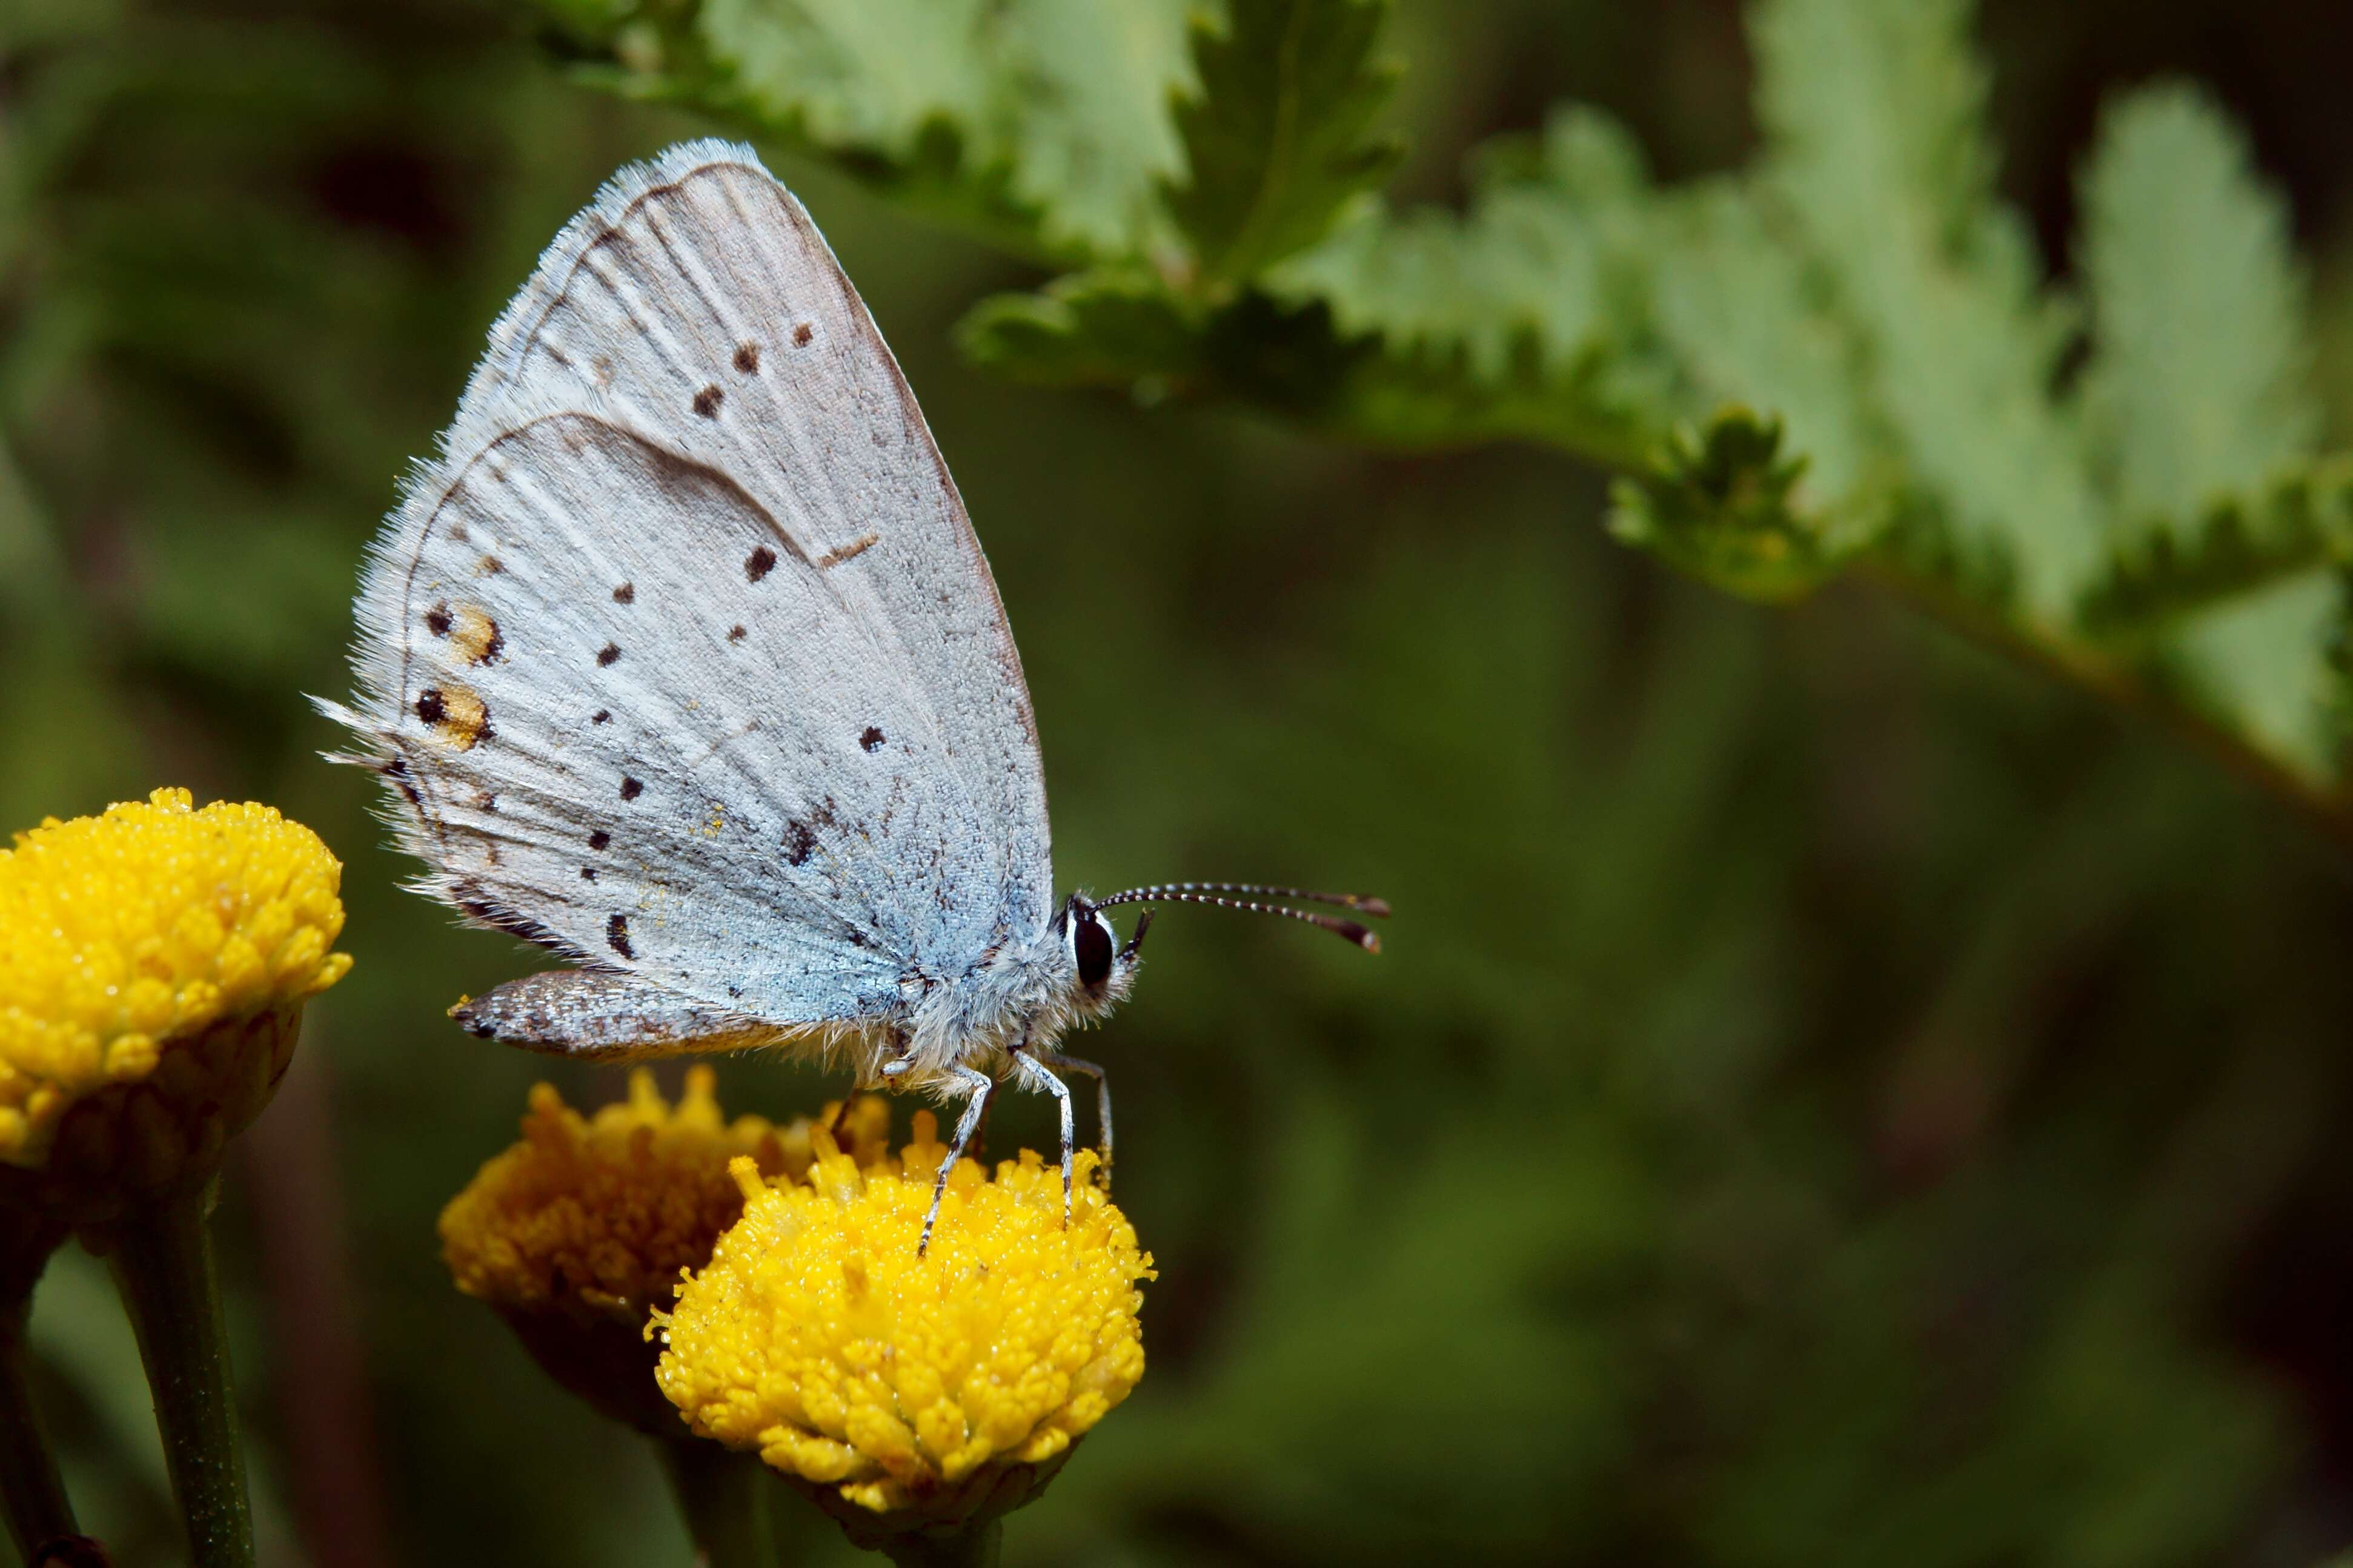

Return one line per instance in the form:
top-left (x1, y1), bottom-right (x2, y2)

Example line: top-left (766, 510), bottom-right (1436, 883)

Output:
top-left (1072, 909), bottom-right (1113, 990)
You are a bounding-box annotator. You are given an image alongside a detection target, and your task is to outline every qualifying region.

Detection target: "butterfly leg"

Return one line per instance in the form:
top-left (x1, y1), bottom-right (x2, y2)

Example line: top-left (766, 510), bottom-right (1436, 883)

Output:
top-left (1031, 1050), bottom-right (1111, 1189)
top-left (1010, 1050), bottom-right (1077, 1225)
top-left (918, 1065), bottom-right (994, 1257)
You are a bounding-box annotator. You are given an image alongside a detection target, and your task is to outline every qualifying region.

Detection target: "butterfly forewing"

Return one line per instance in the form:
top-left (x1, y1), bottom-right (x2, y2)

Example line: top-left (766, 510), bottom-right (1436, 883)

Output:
top-left (338, 142), bottom-right (1054, 1024)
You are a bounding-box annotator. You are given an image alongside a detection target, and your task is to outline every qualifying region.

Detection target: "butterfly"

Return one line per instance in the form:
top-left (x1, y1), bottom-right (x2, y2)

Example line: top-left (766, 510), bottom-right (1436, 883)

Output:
top-left (318, 141), bottom-right (1386, 1248)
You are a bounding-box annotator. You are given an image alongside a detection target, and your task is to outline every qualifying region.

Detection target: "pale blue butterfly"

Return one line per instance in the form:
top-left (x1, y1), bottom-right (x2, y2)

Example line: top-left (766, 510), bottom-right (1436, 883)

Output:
top-left (318, 141), bottom-right (1386, 1247)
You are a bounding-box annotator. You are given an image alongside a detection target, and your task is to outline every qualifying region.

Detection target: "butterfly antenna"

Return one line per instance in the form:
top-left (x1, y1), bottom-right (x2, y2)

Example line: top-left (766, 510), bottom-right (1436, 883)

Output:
top-left (1094, 881), bottom-right (1392, 919)
top-left (1090, 886), bottom-right (1387, 953)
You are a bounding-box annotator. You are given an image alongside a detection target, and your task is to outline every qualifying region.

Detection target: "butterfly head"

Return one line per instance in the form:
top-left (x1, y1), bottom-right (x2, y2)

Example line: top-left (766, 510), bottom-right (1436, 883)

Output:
top-left (1057, 881), bottom-right (1387, 1024)
top-left (1055, 893), bottom-right (1149, 1021)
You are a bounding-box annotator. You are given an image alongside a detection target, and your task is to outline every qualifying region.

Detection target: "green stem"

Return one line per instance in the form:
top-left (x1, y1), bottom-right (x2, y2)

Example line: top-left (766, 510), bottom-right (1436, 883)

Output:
top-left (105, 1182), bottom-right (254, 1568)
top-left (881, 1519), bottom-right (1003, 1568)
top-left (657, 1439), bottom-right (779, 1568)
top-left (0, 1293), bottom-right (79, 1560)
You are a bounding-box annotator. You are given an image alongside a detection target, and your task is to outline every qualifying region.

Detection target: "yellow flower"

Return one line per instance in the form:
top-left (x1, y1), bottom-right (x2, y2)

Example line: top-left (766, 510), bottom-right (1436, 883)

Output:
top-left (655, 1114), bottom-right (1153, 1543)
top-left (439, 1068), bottom-right (871, 1431)
top-left (0, 788), bottom-right (351, 1216)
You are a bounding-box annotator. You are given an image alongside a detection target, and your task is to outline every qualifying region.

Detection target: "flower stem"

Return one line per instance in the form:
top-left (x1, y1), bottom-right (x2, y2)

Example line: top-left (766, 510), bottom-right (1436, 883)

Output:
top-left (105, 1182), bottom-right (254, 1568)
top-left (657, 1439), bottom-right (779, 1568)
top-left (881, 1520), bottom-right (1004, 1568)
top-left (0, 1294), bottom-right (80, 1560)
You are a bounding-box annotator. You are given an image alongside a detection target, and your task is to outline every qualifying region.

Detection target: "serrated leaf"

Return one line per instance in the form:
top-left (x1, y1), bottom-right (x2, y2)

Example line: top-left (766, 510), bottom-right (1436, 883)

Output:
top-left (957, 269), bottom-right (1204, 389)
top-left (1165, 0), bottom-right (1403, 285)
top-left (2079, 83), bottom-right (2318, 552)
top-left (1256, 107), bottom-right (1667, 458)
top-left (1274, 109), bottom-right (1647, 377)
top-left (1753, 0), bottom-right (2103, 625)
top-left (2163, 569), bottom-right (2346, 785)
top-left (1648, 180), bottom-right (1879, 516)
top-left (2078, 460), bottom-right (2353, 639)
top-left (1608, 409), bottom-right (1860, 601)
top-left (536, 0), bottom-right (1196, 261)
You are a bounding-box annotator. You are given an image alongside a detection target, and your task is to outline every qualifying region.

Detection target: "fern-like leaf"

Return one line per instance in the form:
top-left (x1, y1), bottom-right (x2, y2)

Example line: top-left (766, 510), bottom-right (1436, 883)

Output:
top-left (536, 0), bottom-right (1197, 261)
top-left (2079, 83), bottom-right (2319, 553)
top-left (1753, 0), bottom-right (2103, 625)
top-left (1164, 0), bottom-right (1404, 287)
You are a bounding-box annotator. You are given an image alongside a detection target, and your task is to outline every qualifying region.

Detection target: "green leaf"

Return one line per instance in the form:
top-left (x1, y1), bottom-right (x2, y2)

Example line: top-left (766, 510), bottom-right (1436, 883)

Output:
top-left (1608, 408), bottom-right (1862, 602)
top-left (2077, 460), bottom-right (2353, 640)
top-left (957, 269), bottom-right (1204, 390)
top-left (1256, 106), bottom-right (1667, 459)
top-left (2079, 83), bottom-right (2318, 553)
top-left (538, 0), bottom-right (1198, 261)
top-left (2163, 569), bottom-right (2346, 786)
top-left (1647, 180), bottom-right (1881, 517)
top-left (1164, 0), bottom-right (1404, 286)
top-left (1752, 0), bottom-right (2103, 625)
top-left (1274, 109), bottom-right (1648, 379)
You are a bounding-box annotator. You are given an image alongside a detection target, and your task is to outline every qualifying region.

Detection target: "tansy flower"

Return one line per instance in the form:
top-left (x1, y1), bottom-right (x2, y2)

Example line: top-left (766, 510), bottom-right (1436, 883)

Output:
top-left (438, 1068), bottom-right (872, 1431)
top-left (0, 788), bottom-right (351, 1223)
top-left (0, 787), bottom-right (350, 1565)
top-left (654, 1114), bottom-right (1153, 1550)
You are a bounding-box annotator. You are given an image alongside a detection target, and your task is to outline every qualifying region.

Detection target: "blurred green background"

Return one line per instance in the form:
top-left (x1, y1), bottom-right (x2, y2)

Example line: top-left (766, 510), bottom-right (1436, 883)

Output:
top-left (8, 1), bottom-right (2353, 1564)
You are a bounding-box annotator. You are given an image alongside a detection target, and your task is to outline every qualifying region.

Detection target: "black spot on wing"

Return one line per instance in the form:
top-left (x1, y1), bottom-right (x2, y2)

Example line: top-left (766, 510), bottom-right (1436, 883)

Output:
top-left (606, 913), bottom-right (634, 959)
top-left (592, 710), bottom-right (611, 725)
top-left (692, 385), bottom-right (723, 418)
top-left (597, 643), bottom-right (622, 666)
top-left (793, 322), bottom-right (813, 346)
top-left (860, 726), bottom-right (885, 752)
top-left (782, 821), bottom-right (815, 867)
top-left (425, 603), bottom-right (451, 637)
top-left (728, 624), bottom-right (746, 643)
top-left (734, 342), bottom-right (760, 373)
top-left (415, 689), bottom-right (446, 724)
top-left (619, 776), bottom-right (643, 801)
top-left (589, 830), bottom-right (611, 850)
top-left (612, 582), bottom-right (634, 604)
top-left (745, 546), bottom-right (777, 583)
top-left (580, 867), bottom-right (597, 881)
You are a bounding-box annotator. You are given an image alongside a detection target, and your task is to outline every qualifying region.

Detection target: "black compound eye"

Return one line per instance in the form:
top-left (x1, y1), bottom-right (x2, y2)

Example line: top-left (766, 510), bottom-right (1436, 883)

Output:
top-left (1074, 910), bottom-right (1113, 988)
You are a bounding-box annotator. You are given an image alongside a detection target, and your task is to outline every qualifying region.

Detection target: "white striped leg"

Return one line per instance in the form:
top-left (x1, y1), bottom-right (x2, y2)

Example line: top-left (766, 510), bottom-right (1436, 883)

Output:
top-left (1011, 1050), bottom-right (1077, 1223)
top-left (1031, 1049), bottom-right (1111, 1188)
top-left (918, 1065), bottom-right (994, 1257)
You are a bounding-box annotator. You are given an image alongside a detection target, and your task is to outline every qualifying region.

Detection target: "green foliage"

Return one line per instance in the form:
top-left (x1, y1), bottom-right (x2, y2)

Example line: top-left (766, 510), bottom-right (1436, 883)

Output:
top-left (1754, 0), bottom-right (2104, 624)
top-left (1609, 411), bottom-right (1857, 603)
top-left (958, 269), bottom-right (1205, 392)
top-left (1164, 0), bottom-right (1402, 286)
top-left (540, 0), bottom-right (1198, 260)
top-left (2079, 84), bottom-right (2318, 544)
top-left (528, 0), bottom-right (2353, 811)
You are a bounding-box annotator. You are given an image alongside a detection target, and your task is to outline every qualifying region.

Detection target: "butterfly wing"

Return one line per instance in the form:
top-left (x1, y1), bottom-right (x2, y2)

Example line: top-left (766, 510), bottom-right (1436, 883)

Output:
top-left (327, 142), bottom-right (1053, 1025)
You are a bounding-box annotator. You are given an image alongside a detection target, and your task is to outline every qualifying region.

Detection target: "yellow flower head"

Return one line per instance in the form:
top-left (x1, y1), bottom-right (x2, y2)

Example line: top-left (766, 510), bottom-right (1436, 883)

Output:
top-left (0, 788), bottom-right (350, 1205)
top-left (655, 1114), bottom-right (1153, 1541)
top-left (439, 1068), bottom-right (862, 1431)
